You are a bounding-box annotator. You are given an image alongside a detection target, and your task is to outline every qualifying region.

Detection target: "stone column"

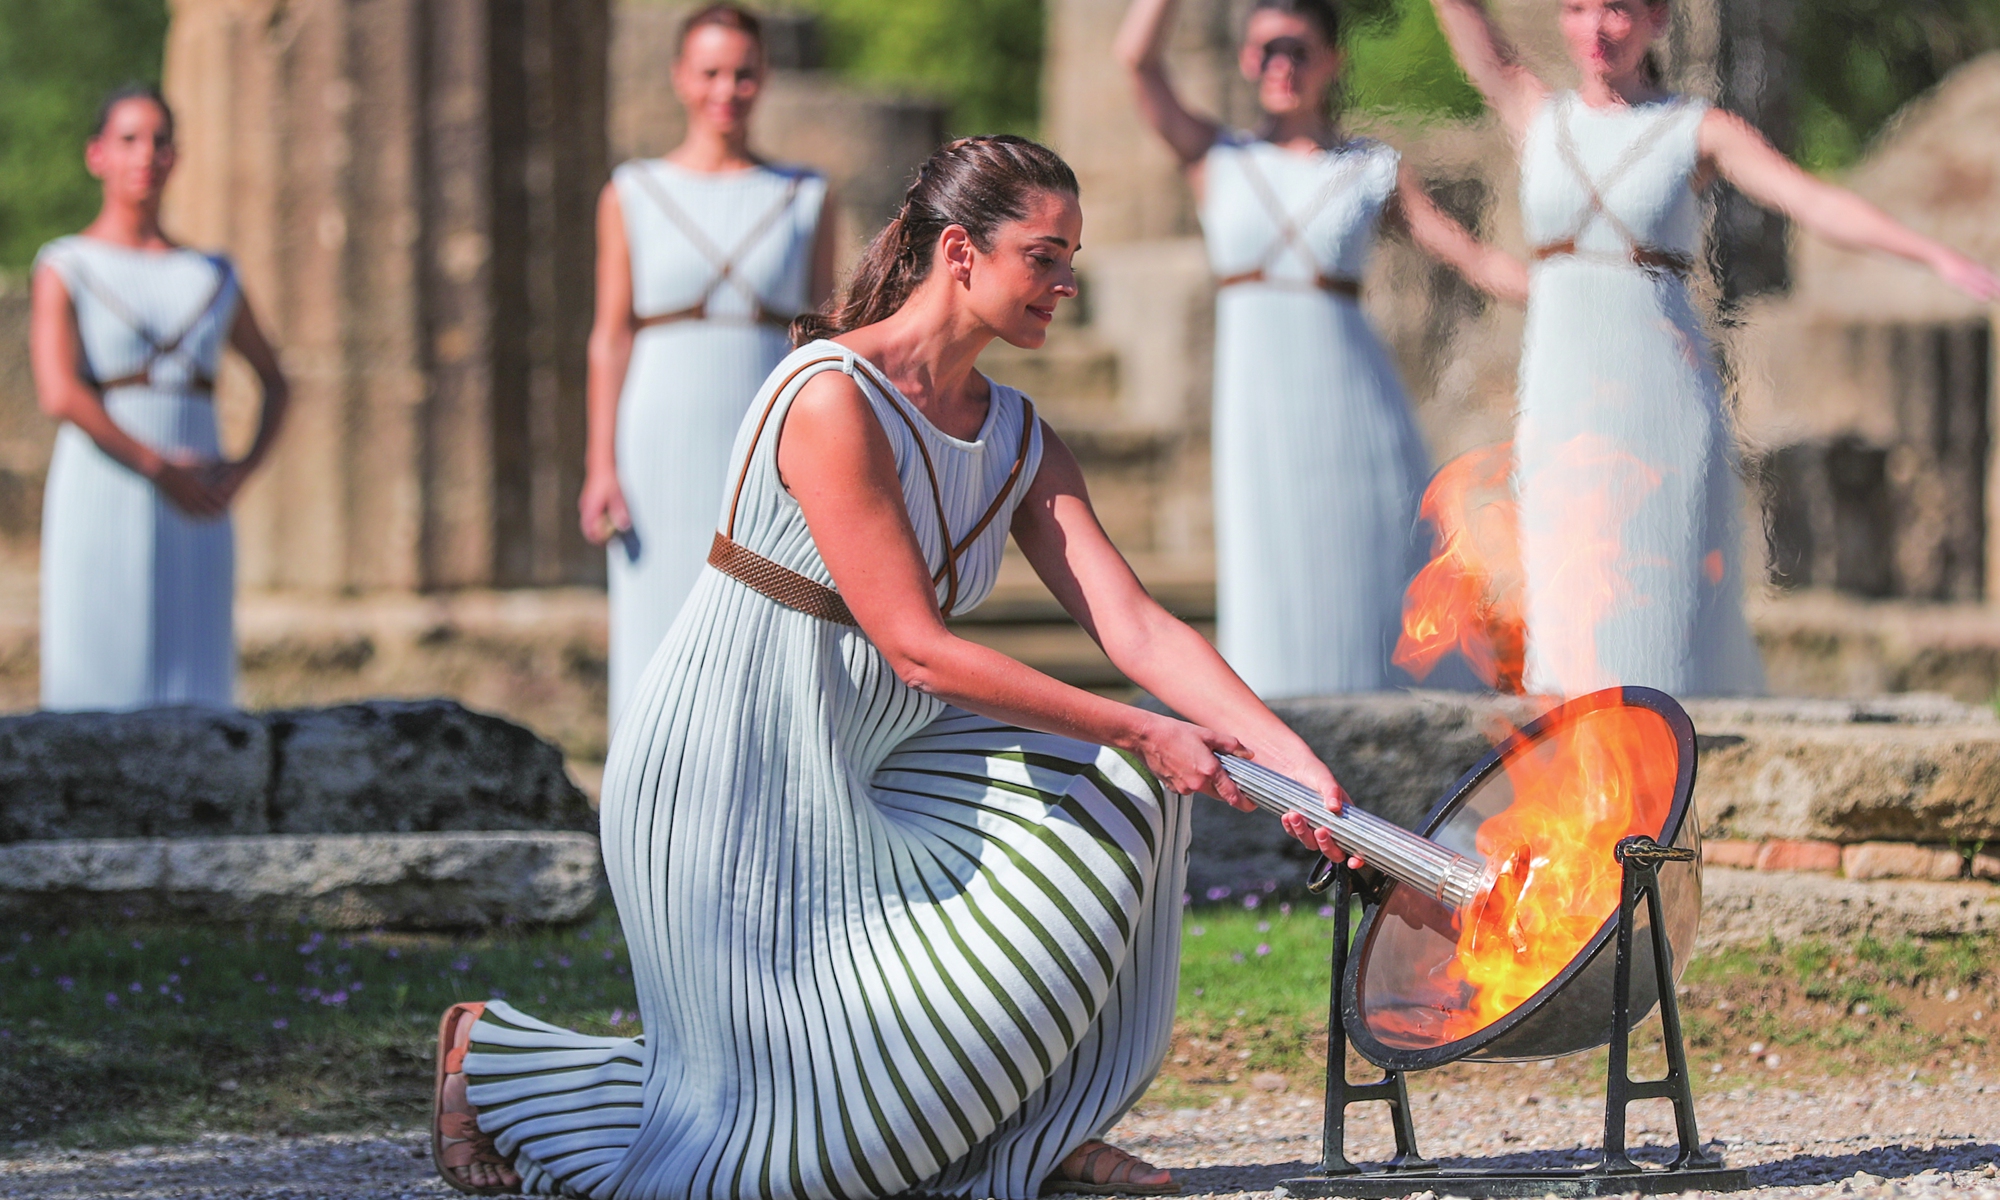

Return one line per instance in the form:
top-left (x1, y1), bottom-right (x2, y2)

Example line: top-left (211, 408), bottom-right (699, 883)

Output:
top-left (1668, 0), bottom-right (1796, 303)
top-left (163, 0), bottom-right (608, 592)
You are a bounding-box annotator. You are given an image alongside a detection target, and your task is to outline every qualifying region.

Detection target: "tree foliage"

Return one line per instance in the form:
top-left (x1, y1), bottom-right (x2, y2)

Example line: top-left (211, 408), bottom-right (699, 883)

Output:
top-left (1343, 0), bottom-right (1484, 120)
top-left (0, 0), bottom-right (168, 270)
top-left (1789, 0), bottom-right (2000, 172)
top-left (792, 0), bottom-right (1045, 135)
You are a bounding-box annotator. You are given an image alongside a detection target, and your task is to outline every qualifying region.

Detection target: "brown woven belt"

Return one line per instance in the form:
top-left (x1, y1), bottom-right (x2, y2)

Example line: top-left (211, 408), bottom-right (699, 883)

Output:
top-left (632, 301), bottom-right (793, 331)
top-left (1531, 239), bottom-right (1693, 277)
top-left (97, 369), bottom-right (216, 394)
top-left (1216, 268), bottom-right (1361, 297)
top-left (708, 532), bottom-right (857, 626)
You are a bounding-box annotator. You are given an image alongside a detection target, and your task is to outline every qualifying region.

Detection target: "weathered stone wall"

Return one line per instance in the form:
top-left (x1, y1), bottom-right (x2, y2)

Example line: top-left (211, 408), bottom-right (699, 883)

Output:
top-left (162, 0), bottom-right (608, 592)
top-left (0, 700), bottom-right (594, 842)
top-left (1186, 691), bottom-right (2000, 898)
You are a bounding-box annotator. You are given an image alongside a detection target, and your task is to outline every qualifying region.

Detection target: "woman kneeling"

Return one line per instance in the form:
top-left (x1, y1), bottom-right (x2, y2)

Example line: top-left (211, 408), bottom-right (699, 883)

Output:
top-left (434, 134), bottom-right (1349, 1200)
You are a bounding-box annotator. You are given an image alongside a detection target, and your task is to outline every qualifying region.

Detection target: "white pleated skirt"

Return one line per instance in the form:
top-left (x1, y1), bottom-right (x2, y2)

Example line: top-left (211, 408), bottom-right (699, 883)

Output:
top-left (40, 389), bottom-right (234, 711)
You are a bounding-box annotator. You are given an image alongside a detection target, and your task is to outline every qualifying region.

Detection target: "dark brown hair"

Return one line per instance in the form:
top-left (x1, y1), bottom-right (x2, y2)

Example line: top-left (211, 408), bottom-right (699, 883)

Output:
top-left (1251, 0), bottom-right (1339, 45)
top-left (92, 83), bottom-right (174, 140)
top-left (678, 3), bottom-right (763, 57)
top-left (793, 135), bottom-right (1079, 344)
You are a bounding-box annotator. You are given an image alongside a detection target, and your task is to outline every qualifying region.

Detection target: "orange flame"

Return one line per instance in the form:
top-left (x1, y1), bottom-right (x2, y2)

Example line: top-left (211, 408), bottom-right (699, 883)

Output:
top-left (1393, 442), bottom-right (1525, 693)
top-left (1442, 704), bottom-right (1680, 1036)
top-left (1395, 435), bottom-right (1678, 1040)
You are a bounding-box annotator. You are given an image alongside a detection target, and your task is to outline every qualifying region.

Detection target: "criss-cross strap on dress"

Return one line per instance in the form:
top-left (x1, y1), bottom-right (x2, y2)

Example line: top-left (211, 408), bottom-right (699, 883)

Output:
top-left (463, 343), bottom-right (1190, 1200)
top-left (606, 159), bottom-right (827, 728)
top-left (1514, 92), bottom-right (1763, 696)
top-left (34, 236), bottom-right (242, 710)
top-left (1200, 134), bottom-right (1431, 696)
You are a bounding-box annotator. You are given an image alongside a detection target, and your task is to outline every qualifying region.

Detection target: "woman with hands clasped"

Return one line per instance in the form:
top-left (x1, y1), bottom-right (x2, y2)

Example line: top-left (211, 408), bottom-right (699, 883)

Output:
top-left (1425, 0), bottom-right (2000, 696)
top-left (1117, 0), bottom-right (1527, 699)
top-left (432, 136), bottom-right (1356, 1200)
top-left (30, 85), bottom-right (288, 711)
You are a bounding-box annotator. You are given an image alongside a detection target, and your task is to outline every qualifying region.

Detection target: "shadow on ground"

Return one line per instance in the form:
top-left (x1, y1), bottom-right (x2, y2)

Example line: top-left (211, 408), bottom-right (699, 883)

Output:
top-left (1163, 1141), bottom-right (2000, 1194)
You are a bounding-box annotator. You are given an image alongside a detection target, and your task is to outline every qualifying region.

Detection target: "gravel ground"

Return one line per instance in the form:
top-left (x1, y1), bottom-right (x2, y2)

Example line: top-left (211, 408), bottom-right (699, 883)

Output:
top-left (3, 1074), bottom-right (1996, 1200)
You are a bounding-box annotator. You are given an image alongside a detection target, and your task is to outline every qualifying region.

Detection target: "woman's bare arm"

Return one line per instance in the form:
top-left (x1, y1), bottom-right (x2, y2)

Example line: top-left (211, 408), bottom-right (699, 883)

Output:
top-left (29, 264), bottom-right (225, 517)
top-left (1013, 427), bottom-right (1348, 801)
top-left (1388, 163), bottom-right (1529, 303)
top-left (1699, 110), bottom-right (2000, 301)
top-left (779, 371), bottom-right (1259, 807)
top-left (1114, 0), bottom-right (1223, 174)
top-left (580, 182), bottom-right (637, 543)
top-left (207, 294), bottom-right (290, 505)
top-left (1424, 0), bottom-right (1546, 136)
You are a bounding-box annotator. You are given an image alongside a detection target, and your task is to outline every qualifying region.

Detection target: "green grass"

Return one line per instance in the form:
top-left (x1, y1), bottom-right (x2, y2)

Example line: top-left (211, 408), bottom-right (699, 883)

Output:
top-left (6, 901), bottom-right (1998, 1151)
top-left (0, 909), bottom-right (639, 1148)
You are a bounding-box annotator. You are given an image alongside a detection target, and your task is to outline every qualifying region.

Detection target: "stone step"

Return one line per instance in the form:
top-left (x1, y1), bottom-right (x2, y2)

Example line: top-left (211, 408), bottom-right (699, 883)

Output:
top-left (978, 326), bottom-right (1123, 424)
top-left (0, 832), bottom-right (604, 929)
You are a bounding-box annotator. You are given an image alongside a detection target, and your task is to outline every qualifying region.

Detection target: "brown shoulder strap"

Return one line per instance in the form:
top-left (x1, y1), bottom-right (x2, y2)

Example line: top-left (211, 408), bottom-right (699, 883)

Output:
top-left (723, 353), bottom-right (847, 539)
top-left (628, 165), bottom-right (803, 323)
top-left (63, 254), bottom-right (233, 388)
top-left (849, 359), bottom-right (963, 615)
top-left (950, 396), bottom-right (1038, 561)
top-left (1550, 96), bottom-right (1691, 258)
top-left (1234, 146), bottom-right (1346, 279)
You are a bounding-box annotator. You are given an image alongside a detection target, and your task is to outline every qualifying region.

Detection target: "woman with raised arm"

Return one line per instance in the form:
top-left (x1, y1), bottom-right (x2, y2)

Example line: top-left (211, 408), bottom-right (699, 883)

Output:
top-left (1425, 0), bottom-right (2000, 696)
top-left (1114, 0), bottom-right (1526, 698)
top-left (431, 136), bottom-right (1354, 1200)
top-left (580, 3), bottom-right (836, 728)
top-left (29, 84), bottom-right (288, 711)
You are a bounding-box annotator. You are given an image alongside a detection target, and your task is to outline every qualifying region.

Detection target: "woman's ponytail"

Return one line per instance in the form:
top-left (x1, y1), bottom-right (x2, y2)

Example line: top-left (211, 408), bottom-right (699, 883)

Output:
top-left (793, 135), bottom-right (1079, 345)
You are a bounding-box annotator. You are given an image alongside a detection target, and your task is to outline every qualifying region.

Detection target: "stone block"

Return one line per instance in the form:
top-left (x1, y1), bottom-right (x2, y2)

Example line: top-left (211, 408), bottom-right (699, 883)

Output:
top-left (0, 701), bottom-right (593, 842)
top-left (0, 833), bottom-right (604, 929)
top-left (1703, 839), bottom-right (1762, 868)
top-left (1841, 842), bottom-right (1966, 880)
top-left (1754, 840), bottom-right (1843, 872)
top-left (0, 708), bottom-right (270, 842)
top-left (266, 701), bottom-right (595, 834)
top-left (1700, 867), bottom-right (2000, 948)
top-left (1974, 853), bottom-right (2000, 880)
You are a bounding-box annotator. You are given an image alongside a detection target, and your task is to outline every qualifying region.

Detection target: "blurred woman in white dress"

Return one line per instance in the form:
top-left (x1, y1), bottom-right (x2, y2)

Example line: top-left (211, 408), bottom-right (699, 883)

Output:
top-left (1424, 0), bottom-right (2000, 696)
top-left (29, 85), bottom-right (289, 711)
top-left (1116, 0), bottom-right (1526, 699)
top-left (579, 3), bottom-right (835, 728)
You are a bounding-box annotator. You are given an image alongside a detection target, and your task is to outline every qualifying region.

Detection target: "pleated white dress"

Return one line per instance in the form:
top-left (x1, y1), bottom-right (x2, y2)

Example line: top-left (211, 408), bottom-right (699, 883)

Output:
top-left (1202, 135), bottom-right (1431, 697)
top-left (35, 236), bottom-right (241, 711)
top-left (608, 160), bottom-right (827, 727)
top-left (1515, 94), bottom-right (1763, 696)
top-left (467, 343), bottom-right (1190, 1200)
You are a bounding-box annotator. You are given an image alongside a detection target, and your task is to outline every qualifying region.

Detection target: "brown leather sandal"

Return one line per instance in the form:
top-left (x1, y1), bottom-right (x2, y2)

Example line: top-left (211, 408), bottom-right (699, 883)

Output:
top-left (1043, 1140), bottom-right (1181, 1196)
top-left (433, 1002), bottom-right (522, 1196)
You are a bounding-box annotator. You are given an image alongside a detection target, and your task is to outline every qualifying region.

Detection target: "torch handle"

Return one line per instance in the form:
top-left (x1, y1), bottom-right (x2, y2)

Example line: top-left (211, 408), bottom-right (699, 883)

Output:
top-left (1217, 755), bottom-right (1490, 914)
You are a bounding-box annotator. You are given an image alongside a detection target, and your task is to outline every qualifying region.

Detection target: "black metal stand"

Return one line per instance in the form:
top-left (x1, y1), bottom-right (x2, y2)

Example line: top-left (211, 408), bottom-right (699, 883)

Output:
top-left (1281, 839), bottom-right (1752, 1198)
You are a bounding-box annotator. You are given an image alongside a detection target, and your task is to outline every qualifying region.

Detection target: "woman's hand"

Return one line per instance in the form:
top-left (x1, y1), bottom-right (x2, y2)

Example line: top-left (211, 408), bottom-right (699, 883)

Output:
top-left (1131, 712), bottom-right (1254, 810)
top-left (197, 458), bottom-right (259, 508)
top-left (151, 456), bottom-right (229, 518)
top-left (578, 467), bottom-right (631, 545)
top-left (1932, 248), bottom-right (2000, 303)
top-left (1268, 757), bottom-right (1365, 869)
